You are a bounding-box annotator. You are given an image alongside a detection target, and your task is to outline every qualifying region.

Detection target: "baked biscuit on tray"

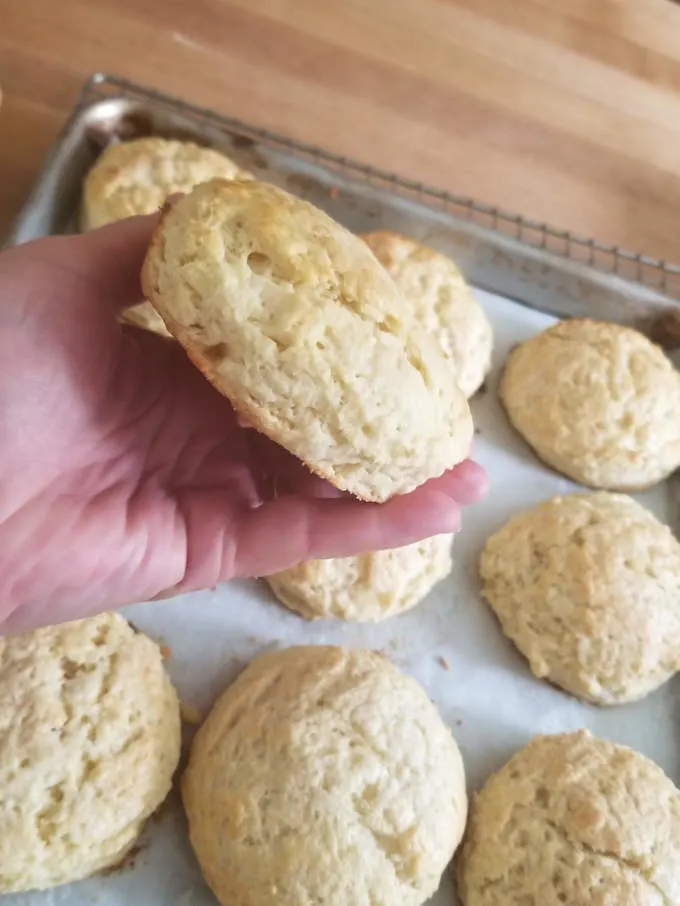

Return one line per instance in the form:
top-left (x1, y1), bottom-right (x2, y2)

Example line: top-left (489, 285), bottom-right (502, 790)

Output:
top-left (500, 319), bottom-right (680, 490)
top-left (0, 613), bottom-right (181, 892)
top-left (457, 730), bottom-right (680, 906)
top-left (479, 492), bottom-right (680, 705)
top-left (183, 646), bottom-right (467, 906)
top-left (267, 533), bottom-right (453, 623)
top-left (81, 136), bottom-right (251, 229)
top-left (363, 231), bottom-right (492, 398)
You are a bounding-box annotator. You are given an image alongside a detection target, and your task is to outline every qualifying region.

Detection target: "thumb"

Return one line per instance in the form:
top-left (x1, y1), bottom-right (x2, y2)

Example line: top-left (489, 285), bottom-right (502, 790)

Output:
top-left (10, 213), bottom-right (160, 314)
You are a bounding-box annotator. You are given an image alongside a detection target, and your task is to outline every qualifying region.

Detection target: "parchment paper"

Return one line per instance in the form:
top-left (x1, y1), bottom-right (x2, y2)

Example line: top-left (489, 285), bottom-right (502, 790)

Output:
top-left (10, 289), bottom-right (679, 906)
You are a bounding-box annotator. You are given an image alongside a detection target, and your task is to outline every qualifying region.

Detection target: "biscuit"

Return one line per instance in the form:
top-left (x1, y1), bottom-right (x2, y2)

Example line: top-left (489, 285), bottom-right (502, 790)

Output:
top-left (499, 319), bottom-right (680, 490)
top-left (266, 534), bottom-right (453, 622)
top-left (457, 730), bottom-right (680, 905)
top-left (479, 492), bottom-right (680, 705)
top-left (182, 646), bottom-right (467, 906)
top-left (82, 137), bottom-right (250, 337)
top-left (0, 613), bottom-right (181, 892)
top-left (362, 232), bottom-right (492, 397)
top-left (81, 137), bottom-right (251, 229)
top-left (142, 179), bottom-right (473, 501)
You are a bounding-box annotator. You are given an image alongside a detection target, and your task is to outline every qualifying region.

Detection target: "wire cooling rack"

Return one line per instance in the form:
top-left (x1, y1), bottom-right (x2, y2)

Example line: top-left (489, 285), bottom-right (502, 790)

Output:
top-left (80, 73), bottom-right (680, 300)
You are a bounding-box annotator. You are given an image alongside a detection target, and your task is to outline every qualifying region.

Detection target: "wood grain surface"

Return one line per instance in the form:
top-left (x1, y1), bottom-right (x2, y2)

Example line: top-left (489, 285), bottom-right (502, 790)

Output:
top-left (2, 0), bottom-right (680, 264)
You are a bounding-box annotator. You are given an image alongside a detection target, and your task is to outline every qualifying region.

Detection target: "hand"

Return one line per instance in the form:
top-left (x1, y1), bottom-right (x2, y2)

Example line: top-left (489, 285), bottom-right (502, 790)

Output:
top-left (0, 216), bottom-right (488, 634)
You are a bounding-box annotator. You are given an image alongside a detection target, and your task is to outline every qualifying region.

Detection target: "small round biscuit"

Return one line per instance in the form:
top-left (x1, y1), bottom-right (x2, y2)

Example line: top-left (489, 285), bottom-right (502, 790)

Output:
top-left (362, 232), bottom-right (492, 397)
top-left (457, 730), bottom-right (680, 906)
top-left (479, 492), bottom-right (680, 705)
top-left (182, 646), bottom-right (467, 906)
top-left (266, 534), bottom-right (453, 622)
top-left (142, 179), bottom-right (473, 502)
top-left (499, 319), bottom-right (680, 490)
top-left (0, 613), bottom-right (181, 892)
top-left (81, 137), bottom-right (251, 230)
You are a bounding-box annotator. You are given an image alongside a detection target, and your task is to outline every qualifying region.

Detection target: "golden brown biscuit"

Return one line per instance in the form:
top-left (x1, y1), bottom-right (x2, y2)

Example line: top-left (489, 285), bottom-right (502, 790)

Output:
top-left (267, 534), bottom-right (453, 622)
top-left (479, 492), bottom-right (680, 705)
top-left (183, 646), bottom-right (467, 906)
top-left (500, 319), bottom-right (680, 490)
top-left (362, 232), bottom-right (492, 397)
top-left (457, 730), bottom-right (680, 906)
top-left (0, 613), bottom-right (181, 892)
top-left (142, 179), bottom-right (473, 501)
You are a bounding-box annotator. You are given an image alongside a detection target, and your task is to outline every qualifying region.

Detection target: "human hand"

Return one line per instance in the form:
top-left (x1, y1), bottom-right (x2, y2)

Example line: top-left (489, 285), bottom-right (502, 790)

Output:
top-left (0, 217), bottom-right (488, 634)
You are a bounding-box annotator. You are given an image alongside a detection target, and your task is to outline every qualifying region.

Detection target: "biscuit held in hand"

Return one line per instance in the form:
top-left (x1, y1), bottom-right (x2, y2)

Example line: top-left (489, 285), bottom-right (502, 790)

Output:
top-left (141, 179), bottom-right (473, 502)
top-left (0, 215), bottom-right (486, 635)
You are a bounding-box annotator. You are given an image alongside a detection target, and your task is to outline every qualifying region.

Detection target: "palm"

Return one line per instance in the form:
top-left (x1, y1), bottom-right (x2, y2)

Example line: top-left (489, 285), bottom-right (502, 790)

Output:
top-left (0, 216), bottom-right (486, 633)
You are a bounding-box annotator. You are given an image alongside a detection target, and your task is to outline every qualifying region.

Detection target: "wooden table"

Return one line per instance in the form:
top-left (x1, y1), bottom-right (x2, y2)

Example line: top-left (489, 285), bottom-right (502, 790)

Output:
top-left (3, 0), bottom-right (680, 266)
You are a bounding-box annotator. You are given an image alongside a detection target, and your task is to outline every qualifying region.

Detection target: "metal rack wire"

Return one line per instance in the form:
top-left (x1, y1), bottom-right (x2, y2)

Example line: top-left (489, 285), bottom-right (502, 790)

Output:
top-left (82, 73), bottom-right (680, 300)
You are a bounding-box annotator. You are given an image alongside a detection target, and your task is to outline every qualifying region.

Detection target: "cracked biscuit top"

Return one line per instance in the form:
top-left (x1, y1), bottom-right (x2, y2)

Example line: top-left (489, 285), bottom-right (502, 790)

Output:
top-left (0, 613), bottom-right (181, 893)
top-left (479, 492), bottom-right (680, 705)
top-left (500, 319), bottom-right (680, 491)
top-left (457, 730), bottom-right (680, 906)
top-left (182, 646), bottom-right (467, 906)
top-left (362, 231), bottom-right (493, 399)
top-left (141, 179), bottom-right (473, 502)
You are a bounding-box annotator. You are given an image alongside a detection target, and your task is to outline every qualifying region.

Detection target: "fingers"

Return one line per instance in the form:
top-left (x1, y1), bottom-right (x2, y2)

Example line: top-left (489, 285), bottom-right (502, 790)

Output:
top-left (247, 423), bottom-right (488, 504)
top-left (226, 461), bottom-right (488, 579)
top-left (18, 214), bottom-right (159, 313)
top-left (73, 214), bottom-right (160, 309)
top-left (228, 494), bottom-right (455, 580)
top-left (244, 431), bottom-right (346, 500)
top-left (287, 459), bottom-right (488, 503)
top-left (171, 456), bottom-right (489, 590)
top-left (292, 475), bottom-right (345, 499)
top-left (421, 459), bottom-right (489, 505)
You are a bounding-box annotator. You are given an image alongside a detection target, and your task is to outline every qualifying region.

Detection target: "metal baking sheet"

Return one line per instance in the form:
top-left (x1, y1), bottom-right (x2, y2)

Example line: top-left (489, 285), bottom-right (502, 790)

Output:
top-left (5, 75), bottom-right (680, 906)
